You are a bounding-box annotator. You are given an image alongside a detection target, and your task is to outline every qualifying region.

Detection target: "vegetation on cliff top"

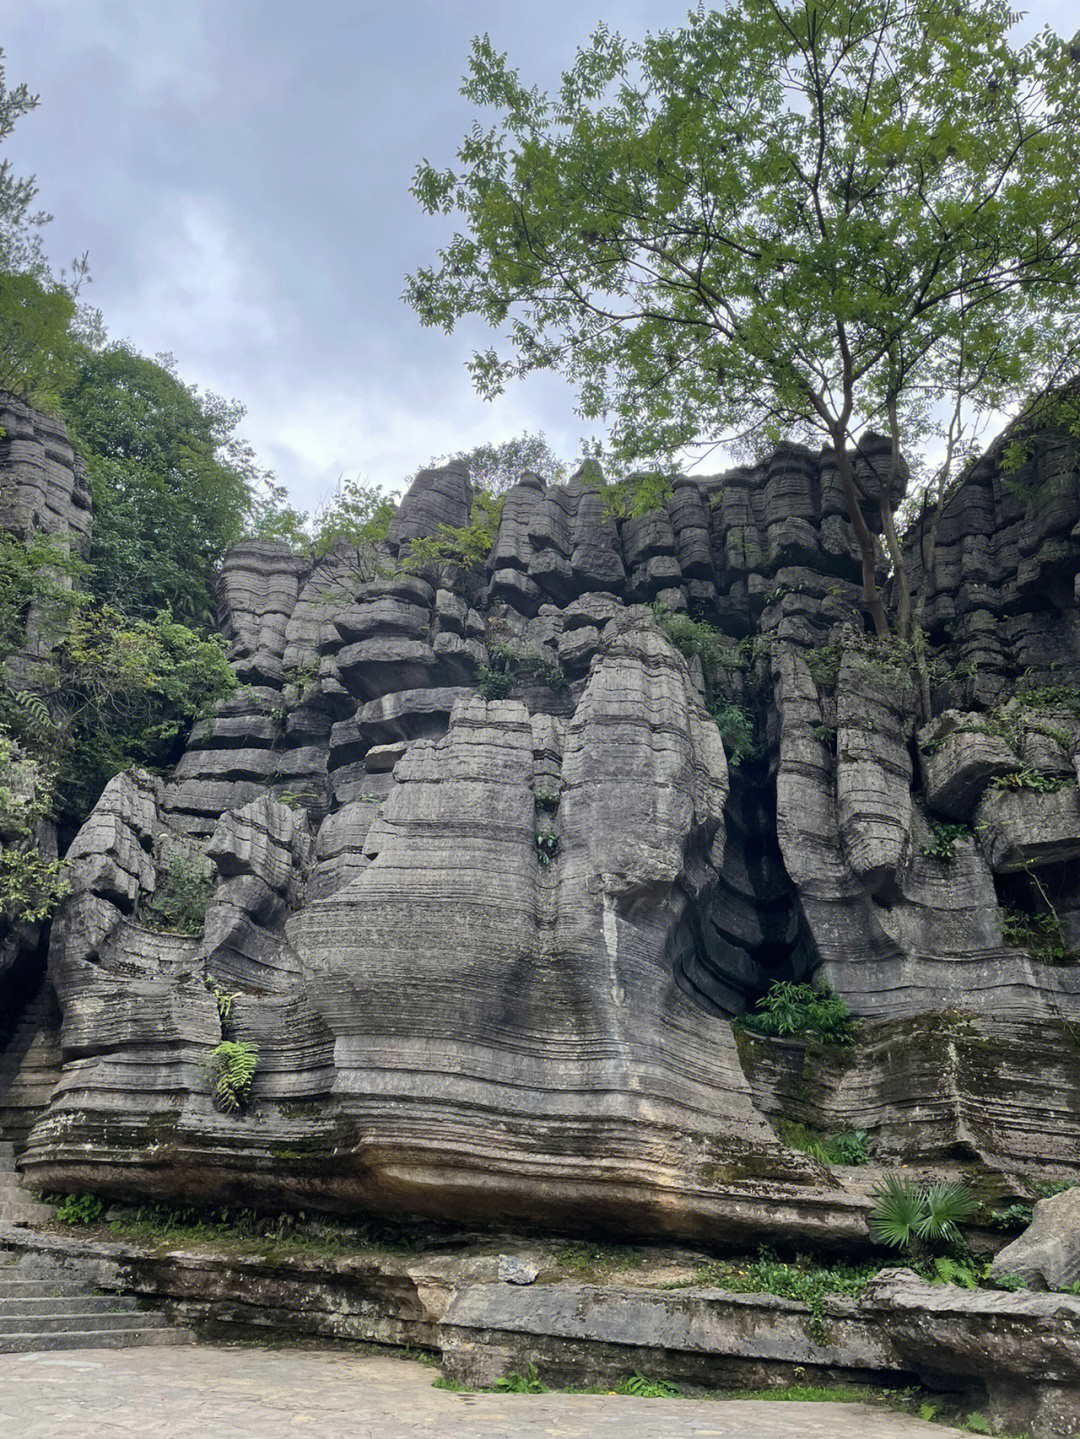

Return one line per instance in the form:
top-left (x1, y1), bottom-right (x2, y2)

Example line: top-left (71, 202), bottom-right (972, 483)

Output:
top-left (408, 0), bottom-right (1080, 647)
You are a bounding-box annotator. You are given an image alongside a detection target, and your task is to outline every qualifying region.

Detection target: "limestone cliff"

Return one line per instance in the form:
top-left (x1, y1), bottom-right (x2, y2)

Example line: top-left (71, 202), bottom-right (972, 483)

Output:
top-left (4, 396), bottom-right (1080, 1242)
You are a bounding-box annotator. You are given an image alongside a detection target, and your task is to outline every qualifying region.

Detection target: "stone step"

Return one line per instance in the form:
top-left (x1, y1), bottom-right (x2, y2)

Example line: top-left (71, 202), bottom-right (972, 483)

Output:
top-left (0, 1278), bottom-right (90, 1298)
top-left (0, 1325), bottom-right (193, 1354)
top-left (1, 1293), bottom-right (143, 1317)
top-left (0, 1310), bottom-right (168, 1337)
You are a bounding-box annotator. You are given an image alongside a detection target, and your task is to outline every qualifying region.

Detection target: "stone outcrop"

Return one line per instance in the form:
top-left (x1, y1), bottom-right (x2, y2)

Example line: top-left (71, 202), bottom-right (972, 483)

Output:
top-left (6, 403), bottom-right (1080, 1246)
top-left (0, 395), bottom-right (92, 996)
top-left (990, 1186), bottom-right (1080, 1292)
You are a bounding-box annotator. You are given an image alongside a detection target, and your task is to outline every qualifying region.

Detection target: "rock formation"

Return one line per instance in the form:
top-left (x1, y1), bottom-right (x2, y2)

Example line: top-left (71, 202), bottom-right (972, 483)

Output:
top-left (5, 396), bottom-right (1080, 1242)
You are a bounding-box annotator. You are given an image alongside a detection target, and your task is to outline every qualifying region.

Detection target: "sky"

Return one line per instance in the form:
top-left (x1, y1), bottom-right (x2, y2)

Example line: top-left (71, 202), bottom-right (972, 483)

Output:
top-left (4, 1), bottom-right (1078, 509)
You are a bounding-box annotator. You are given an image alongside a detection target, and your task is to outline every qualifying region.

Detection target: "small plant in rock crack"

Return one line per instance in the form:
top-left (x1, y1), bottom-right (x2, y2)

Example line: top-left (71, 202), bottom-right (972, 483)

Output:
top-left (921, 820), bottom-right (970, 863)
top-left (992, 768), bottom-right (1075, 794)
top-left (204, 1040), bottom-right (259, 1114)
top-left (535, 831), bottom-right (559, 865)
top-left (777, 1120), bottom-right (868, 1166)
top-left (494, 1365), bottom-right (547, 1393)
top-left (533, 788), bottom-right (561, 812)
top-left (1001, 908), bottom-right (1075, 965)
top-left (616, 1373), bottom-right (681, 1398)
top-left (205, 975), bottom-right (241, 1028)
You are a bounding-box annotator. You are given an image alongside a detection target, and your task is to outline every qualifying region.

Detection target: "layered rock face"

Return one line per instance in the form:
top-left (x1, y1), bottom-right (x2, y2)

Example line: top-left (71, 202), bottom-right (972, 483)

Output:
top-left (0, 396), bottom-right (91, 993)
top-left (11, 417), bottom-right (1080, 1237)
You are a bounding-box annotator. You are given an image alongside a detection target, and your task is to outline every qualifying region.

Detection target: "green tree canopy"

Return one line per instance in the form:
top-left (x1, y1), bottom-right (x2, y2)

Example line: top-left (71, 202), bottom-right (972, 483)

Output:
top-left (426, 431), bottom-right (567, 494)
top-left (60, 344), bottom-right (257, 627)
top-left (0, 48), bottom-right (90, 408)
top-left (407, 1), bottom-right (1080, 638)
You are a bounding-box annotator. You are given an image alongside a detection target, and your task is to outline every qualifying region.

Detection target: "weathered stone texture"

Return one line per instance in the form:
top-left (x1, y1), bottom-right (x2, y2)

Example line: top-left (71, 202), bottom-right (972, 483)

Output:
top-left (9, 398), bottom-right (1080, 1241)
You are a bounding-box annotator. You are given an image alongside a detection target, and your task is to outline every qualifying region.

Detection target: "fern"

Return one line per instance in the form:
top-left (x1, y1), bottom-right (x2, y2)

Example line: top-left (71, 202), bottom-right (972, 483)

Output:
top-left (205, 1040), bottom-right (259, 1114)
top-left (12, 688), bottom-right (53, 735)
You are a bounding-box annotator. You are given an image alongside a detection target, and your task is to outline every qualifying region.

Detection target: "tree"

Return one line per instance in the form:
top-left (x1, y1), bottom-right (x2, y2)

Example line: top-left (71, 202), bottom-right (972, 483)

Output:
top-left (60, 345), bottom-right (256, 627)
top-left (406, 1), bottom-right (1080, 639)
top-left (0, 48), bottom-right (88, 407)
top-left (426, 431), bottom-right (566, 494)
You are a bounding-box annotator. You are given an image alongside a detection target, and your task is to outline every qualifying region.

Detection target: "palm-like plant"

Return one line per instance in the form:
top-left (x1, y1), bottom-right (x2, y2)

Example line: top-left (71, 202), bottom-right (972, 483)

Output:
top-left (917, 1181), bottom-right (976, 1247)
top-left (869, 1175), bottom-right (926, 1250)
top-left (869, 1175), bottom-right (976, 1253)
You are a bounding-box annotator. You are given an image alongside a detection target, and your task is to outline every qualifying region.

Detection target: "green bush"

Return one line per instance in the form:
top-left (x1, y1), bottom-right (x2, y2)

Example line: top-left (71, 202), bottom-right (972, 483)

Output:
top-left (710, 696), bottom-right (757, 768)
top-left (535, 831), bottom-right (559, 865)
top-left (54, 1192), bottom-right (105, 1225)
top-left (777, 1120), bottom-right (868, 1166)
top-left (652, 606), bottom-right (727, 672)
top-left (922, 821), bottom-right (970, 863)
top-left (1001, 908), bottom-right (1075, 966)
top-left (736, 980), bottom-right (856, 1046)
top-left (144, 851), bottom-right (216, 936)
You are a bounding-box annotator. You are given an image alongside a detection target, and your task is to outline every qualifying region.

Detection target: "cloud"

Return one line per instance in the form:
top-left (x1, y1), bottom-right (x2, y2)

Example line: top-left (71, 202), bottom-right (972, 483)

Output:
top-left (5, 0), bottom-right (1077, 510)
top-left (104, 192), bottom-right (286, 361)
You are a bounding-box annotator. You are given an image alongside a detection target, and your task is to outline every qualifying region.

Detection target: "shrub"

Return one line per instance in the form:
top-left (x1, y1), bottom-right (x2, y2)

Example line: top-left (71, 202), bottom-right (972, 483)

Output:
top-left (533, 787), bottom-right (560, 812)
top-left (477, 643), bottom-right (567, 699)
top-left (710, 696), bottom-right (757, 768)
top-left (0, 847), bottom-right (70, 925)
top-left (144, 851), bottom-right (216, 936)
top-left (992, 1272), bottom-right (1029, 1292)
top-left (204, 1040), bottom-right (259, 1114)
top-left (54, 1192), bottom-right (105, 1225)
top-left (1001, 907), bottom-right (1075, 965)
top-left (653, 606), bottom-right (727, 672)
top-left (778, 1120), bottom-right (868, 1166)
top-left (736, 980), bottom-right (856, 1046)
top-left (992, 768), bottom-right (1075, 794)
top-left (535, 831), bottom-right (559, 865)
top-left (402, 492), bottom-right (503, 574)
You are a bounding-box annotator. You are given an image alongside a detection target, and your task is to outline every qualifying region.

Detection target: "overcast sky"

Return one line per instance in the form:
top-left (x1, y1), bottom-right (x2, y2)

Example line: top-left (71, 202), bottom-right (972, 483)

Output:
top-left (4, 2), bottom-right (1077, 508)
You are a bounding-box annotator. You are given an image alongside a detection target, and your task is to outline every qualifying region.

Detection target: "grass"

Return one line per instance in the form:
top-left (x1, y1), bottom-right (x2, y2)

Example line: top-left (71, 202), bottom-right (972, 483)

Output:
top-left (554, 1242), bottom-right (645, 1274)
top-left (427, 1368), bottom-right (1026, 1433)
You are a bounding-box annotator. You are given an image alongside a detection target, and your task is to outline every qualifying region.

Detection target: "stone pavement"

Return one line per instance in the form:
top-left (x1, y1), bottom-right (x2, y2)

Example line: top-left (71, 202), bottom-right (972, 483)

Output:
top-left (0, 1344), bottom-right (958, 1439)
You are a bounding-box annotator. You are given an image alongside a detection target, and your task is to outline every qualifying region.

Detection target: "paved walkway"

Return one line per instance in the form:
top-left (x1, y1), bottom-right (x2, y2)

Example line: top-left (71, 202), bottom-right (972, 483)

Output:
top-left (1, 1345), bottom-right (958, 1438)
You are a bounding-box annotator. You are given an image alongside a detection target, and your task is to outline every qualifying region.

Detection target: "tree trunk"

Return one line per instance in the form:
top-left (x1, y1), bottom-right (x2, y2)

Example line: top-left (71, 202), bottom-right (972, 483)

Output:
top-left (832, 436), bottom-right (890, 638)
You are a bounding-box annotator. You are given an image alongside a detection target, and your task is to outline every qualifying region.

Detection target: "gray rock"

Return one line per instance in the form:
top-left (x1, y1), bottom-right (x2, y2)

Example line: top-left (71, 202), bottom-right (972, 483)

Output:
top-left (990, 1185), bottom-right (1080, 1292)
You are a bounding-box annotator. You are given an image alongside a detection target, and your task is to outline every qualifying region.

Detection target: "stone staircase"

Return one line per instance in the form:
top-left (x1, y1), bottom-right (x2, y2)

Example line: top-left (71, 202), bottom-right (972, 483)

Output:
top-left (0, 1247), bottom-right (193, 1352)
top-left (0, 1141), bottom-right (53, 1226)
